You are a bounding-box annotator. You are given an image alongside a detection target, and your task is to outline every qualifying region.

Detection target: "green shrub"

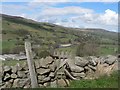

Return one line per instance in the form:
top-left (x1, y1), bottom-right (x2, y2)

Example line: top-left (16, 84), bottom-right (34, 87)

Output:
top-left (76, 42), bottom-right (99, 57)
top-left (10, 45), bottom-right (25, 54)
top-left (33, 48), bottom-right (50, 58)
top-left (15, 29), bottom-right (30, 36)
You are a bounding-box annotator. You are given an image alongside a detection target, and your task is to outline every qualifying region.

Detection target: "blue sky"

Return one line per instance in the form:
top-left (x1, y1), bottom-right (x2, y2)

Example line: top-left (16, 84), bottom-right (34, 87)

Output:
top-left (1, 1), bottom-right (118, 32)
top-left (53, 2), bottom-right (118, 13)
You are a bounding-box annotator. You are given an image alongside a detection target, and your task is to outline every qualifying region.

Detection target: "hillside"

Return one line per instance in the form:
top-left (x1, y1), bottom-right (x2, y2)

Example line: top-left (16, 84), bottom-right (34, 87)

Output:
top-left (1, 14), bottom-right (118, 56)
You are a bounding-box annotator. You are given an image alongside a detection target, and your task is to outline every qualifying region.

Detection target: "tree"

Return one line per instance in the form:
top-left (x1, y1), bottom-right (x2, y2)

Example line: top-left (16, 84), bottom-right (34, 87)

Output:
top-left (76, 35), bottom-right (100, 57)
top-left (76, 42), bottom-right (99, 57)
top-left (76, 43), bottom-right (85, 57)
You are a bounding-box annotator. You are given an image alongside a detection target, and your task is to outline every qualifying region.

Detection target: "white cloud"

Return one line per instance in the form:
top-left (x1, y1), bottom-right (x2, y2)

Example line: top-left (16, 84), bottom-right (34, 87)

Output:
top-left (38, 6), bottom-right (118, 26)
top-left (75, 9), bottom-right (118, 26)
top-left (98, 9), bottom-right (118, 26)
top-left (76, 9), bottom-right (118, 32)
top-left (38, 8), bottom-right (118, 32)
top-left (40, 6), bottom-right (93, 16)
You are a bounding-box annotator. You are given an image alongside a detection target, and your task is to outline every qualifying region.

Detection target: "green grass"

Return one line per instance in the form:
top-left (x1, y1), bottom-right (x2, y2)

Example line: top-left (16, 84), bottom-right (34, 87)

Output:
top-left (2, 59), bottom-right (40, 66)
top-left (57, 45), bottom-right (77, 54)
top-left (2, 60), bottom-right (26, 66)
top-left (2, 40), bottom-right (16, 50)
top-left (99, 45), bottom-right (118, 55)
top-left (69, 71), bottom-right (118, 88)
top-left (57, 44), bottom-right (117, 56)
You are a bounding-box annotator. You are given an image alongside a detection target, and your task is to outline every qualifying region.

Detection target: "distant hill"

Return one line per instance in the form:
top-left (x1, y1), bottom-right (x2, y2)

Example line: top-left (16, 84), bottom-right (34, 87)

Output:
top-left (1, 14), bottom-right (118, 55)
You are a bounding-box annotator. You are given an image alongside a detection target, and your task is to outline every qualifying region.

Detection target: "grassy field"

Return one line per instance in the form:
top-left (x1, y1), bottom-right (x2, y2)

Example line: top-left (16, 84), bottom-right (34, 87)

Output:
top-left (57, 45), bottom-right (77, 54)
top-left (2, 14), bottom-right (118, 55)
top-left (2, 60), bottom-right (26, 66)
top-left (57, 44), bottom-right (117, 56)
top-left (99, 45), bottom-right (118, 55)
top-left (69, 71), bottom-right (118, 88)
top-left (2, 40), bottom-right (16, 49)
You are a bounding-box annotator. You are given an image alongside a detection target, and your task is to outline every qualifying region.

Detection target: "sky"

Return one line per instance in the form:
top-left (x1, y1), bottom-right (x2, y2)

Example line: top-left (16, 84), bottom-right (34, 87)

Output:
top-left (1, 0), bottom-right (119, 32)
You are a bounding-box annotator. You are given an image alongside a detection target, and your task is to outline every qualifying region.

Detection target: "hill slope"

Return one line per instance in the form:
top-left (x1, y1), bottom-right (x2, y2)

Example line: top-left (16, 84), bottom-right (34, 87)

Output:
top-left (1, 14), bottom-right (118, 55)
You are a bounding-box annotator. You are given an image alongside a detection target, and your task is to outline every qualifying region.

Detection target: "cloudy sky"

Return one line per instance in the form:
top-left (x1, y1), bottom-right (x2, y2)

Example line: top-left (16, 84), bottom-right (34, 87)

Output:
top-left (1, 0), bottom-right (119, 32)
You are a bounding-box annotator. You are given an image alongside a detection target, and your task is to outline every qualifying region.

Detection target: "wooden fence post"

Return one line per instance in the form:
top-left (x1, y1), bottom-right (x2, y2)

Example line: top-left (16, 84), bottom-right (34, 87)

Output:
top-left (25, 41), bottom-right (38, 88)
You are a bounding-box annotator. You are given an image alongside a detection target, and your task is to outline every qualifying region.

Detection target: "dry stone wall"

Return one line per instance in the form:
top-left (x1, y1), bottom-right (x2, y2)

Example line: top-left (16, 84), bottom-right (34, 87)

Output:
top-left (0, 54), bottom-right (118, 88)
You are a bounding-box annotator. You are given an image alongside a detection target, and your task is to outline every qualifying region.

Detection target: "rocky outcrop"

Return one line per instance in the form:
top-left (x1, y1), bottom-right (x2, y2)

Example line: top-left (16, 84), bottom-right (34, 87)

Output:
top-left (0, 55), bottom-right (118, 88)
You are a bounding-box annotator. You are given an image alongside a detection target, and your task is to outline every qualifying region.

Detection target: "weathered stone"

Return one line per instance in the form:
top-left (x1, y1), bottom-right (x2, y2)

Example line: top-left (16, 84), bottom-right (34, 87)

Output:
top-left (39, 58), bottom-right (44, 67)
top-left (37, 68), bottom-right (50, 75)
top-left (86, 67), bottom-right (95, 78)
top-left (4, 81), bottom-right (12, 88)
top-left (57, 79), bottom-right (67, 87)
top-left (12, 79), bottom-right (20, 88)
top-left (34, 60), bottom-right (40, 69)
top-left (13, 78), bottom-right (29, 88)
top-left (0, 65), bottom-right (3, 76)
top-left (103, 63), bottom-right (109, 67)
top-left (88, 57), bottom-right (98, 66)
top-left (4, 73), bottom-right (11, 81)
top-left (112, 62), bottom-right (118, 71)
top-left (38, 75), bottom-right (45, 81)
top-left (50, 80), bottom-right (57, 87)
top-left (24, 70), bottom-right (29, 74)
top-left (40, 57), bottom-right (53, 68)
top-left (11, 65), bottom-right (18, 73)
top-left (43, 76), bottom-right (50, 82)
top-left (0, 72), bottom-right (3, 82)
top-left (41, 65), bottom-right (49, 69)
top-left (45, 56), bottom-right (54, 64)
top-left (49, 63), bottom-right (56, 72)
top-left (66, 58), bottom-right (75, 66)
top-left (24, 84), bottom-right (31, 88)
top-left (99, 56), bottom-right (106, 64)
top-left (22, 62), bottom-right (28, 71)
top-left (13, 79), bottom-right (24, 88)
top-left (88, 65), bottom-right (96, 71)
top-left (49, 72), bottom-right (55, 78)
top-left (75, 57), bottom-right (89, 67)
top-left (1, 84), bottom-right (6, 89)
top-left (104, 55), bottom-right (117, 65)
top-left (0, 78), bottom-right (2, 87)
top-left (17, 63), bottom-right (23, 71)
top-left (4, 66), bottom-right (11, 72)
top-left (43, 82), bottom-right (50, 87)
top-left (38, 76), bottom-right (50, 83)
top-left (26, 72), bottom-right (30, 77)
top-left (17, 71), bottom-right (26, 78)
top-left (9, 79), bottom-right (14, 83)
top-left (65, 79), bottom-right (70, 86)
top-left (20, 78), bottom-right (30, 88)
top-left (70, 65), bottom-right (84, 73)
top-left (11, 73), bottom-right (17, 79)
top-left (71, 72), bottom-right (86, 78)
top-left (39, 84), bottom-right (44, 87)
top-left (84, 66), bottom-right (89, 70)
top-left (39, 58), bottom-right (49, 68)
